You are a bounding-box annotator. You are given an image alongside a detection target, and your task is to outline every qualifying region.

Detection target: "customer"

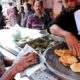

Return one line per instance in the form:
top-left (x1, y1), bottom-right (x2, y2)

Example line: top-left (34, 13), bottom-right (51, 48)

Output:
top-left (27, 0), bottom-right (51, 30)
top-left (48, 0), bottom-right (80, 57)
top-left (8, 7), bottom-right (21, 27)
top-left (19, 6), bottom-right (25, 27)
top-left (0, 4), bottom-right (6, 29)
top-left (23, 3), bottom-right (33, 27)
top-left (7, 2), bottom-right (14, 16)
top-left (0, 52), bottom-right (39, 80)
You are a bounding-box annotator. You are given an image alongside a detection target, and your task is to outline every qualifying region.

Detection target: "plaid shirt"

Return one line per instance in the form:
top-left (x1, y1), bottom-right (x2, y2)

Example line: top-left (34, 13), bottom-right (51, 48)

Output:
top-left (27, 13), bottom-right (51, 30)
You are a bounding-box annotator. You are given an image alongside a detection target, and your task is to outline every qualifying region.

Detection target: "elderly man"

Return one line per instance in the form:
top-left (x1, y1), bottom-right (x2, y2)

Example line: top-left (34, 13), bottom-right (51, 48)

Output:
top-left (0, 52), bottom-right (39, 80)
top-left (27, 0), bottom-right (51, 30)
top-left (48, 0), bottom-right (80, 57)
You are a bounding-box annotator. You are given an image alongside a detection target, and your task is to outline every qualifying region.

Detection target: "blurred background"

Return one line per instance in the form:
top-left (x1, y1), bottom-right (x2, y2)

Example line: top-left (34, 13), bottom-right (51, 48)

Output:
top-left (0, 0), bottom-right (79, 19)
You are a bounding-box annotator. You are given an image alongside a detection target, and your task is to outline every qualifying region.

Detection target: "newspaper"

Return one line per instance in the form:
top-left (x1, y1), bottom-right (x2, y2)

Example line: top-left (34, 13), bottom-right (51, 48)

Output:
top-left (15, 44), bottom-right (46, 77)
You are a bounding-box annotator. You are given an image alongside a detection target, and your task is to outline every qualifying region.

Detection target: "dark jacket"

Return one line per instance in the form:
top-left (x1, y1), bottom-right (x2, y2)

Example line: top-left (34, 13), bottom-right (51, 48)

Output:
top-left (0, 12), bottom-right (6, 29)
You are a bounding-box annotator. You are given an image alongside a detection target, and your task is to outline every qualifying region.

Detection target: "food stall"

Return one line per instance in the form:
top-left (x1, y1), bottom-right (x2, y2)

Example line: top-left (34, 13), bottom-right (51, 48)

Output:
top-left (0, 25), bottom-right (80, 80)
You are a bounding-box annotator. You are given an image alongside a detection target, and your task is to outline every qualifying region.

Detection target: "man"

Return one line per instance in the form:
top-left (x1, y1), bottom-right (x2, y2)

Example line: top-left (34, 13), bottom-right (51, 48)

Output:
top-left (27, 0), bottom-right (51, 30)
top-left (48, 0), bottom-right (80, 57)
top-left (23, 3), bottom-right (33, 27)
top-left (8, 7), bottom-right (21, 27)
top-left (19, 6), bottom-right (25, 27)
top-left (0, 4), bottom-right (6, 29)
top-left (0, 52), bottom-right (39, 80)
top-left (7, 2), bottom-right (14, 16)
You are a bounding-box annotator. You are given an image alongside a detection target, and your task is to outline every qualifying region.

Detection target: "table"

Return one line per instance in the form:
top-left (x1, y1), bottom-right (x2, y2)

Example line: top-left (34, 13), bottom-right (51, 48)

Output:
top-left (0, 27), bottom-right (66, 80)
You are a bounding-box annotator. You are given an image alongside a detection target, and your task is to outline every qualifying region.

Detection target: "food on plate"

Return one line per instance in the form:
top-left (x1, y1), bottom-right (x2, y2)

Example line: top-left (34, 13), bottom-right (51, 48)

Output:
top-left (54, 49), bottom-right (80, 72)
top-left (59, 55), bottom-right (78, 66)
top-left (70, 63), bottom-right (80, 72)
top-left (54, 49), bottom-right (71, 56)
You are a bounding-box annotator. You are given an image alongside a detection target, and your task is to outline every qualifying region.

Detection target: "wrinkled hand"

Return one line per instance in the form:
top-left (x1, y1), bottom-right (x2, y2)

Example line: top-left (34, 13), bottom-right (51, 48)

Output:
top-left (13, 53), bottom-right (39, 73)
top-left (65, 33), bottom-right (80, 57)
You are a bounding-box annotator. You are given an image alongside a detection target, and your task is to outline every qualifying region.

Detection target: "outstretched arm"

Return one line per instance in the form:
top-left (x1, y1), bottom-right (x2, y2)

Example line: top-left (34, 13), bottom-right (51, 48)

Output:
top-left (1, 53), bottom-right (39, 80)
top-left (50, 24), bottom-right (80, 57)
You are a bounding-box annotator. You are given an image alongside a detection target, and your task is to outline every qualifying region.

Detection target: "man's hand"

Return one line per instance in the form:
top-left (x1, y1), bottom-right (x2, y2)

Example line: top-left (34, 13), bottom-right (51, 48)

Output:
top-left (13, 53), bottom-right (39, 73)
top-left (65, 33), bottom-right (80, 57)
top-left (50, 25), bottom-right (80, 57)
top-left (1, 53), bottom-right (39, 80)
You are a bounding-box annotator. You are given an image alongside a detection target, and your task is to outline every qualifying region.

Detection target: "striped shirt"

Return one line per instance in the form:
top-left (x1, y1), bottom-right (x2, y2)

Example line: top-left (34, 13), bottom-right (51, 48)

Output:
top-left (27, 13), bottom-right (51, 30)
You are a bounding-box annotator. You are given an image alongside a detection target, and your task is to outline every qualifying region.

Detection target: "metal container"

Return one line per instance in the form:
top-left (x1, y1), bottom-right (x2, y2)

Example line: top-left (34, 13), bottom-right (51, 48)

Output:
top-left (17, 34), bottom-right (57, 53)
top-left (44, 42), bottom-right (80, 80)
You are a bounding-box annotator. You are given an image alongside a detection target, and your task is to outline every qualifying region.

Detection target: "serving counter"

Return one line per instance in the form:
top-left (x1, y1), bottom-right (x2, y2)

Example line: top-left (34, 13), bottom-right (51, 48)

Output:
top-left (0, 26), bottom-right (76, 80)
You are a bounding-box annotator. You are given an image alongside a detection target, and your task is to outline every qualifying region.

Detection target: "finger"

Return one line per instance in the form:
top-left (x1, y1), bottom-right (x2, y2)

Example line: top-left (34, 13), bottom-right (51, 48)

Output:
top-left (31, 58), bottom-right (39, 62)
top-left (26, 60), bottom-right (39, 68)
top-left (72, 43), bottom-right (80, 57)
top-left (23, 52), bottom-right (38, 59)
top-left (25, 54), bottom-right (39, 62)
top-left (17, 53), bottom-right (39, 64)
top-left (77, 52), bottom-right (80, 57)
top-left (70, 43), bottom-right (80, 57)
top-left (76, 44), bottom-right (80, 57)
top-left (69, 46), bottom-right (77, 57)
top-left (67, 39), bottom-right (78, 57)
top-left (72, 47), bottom-right (77, 57)
top-left (27, 56), bottom-right (39, 62)
top-left (29, 60), bottom-right (39, 65)
top-left (25, 52), bottom-right (39, 58)
top-left (67, 43), bottom-right (73, 55)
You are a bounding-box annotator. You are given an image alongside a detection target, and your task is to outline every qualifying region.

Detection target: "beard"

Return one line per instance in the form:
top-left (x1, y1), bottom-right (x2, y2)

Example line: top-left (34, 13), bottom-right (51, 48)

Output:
top-left (66, 6), bottom-right (75, 12)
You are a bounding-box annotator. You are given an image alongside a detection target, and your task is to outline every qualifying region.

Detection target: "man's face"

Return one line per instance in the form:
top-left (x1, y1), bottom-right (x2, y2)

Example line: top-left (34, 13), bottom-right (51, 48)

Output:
top-left (20, 7), bottom-right (24, 13)
top-left (65, 0), bottom-right (77, 11)
top-left (33, 1), bottom-right (43, 13)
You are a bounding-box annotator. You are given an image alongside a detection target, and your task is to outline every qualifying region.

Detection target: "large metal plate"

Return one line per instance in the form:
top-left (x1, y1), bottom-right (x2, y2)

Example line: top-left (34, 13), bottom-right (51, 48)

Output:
top-left (44, 42), bottom-right (80, 80)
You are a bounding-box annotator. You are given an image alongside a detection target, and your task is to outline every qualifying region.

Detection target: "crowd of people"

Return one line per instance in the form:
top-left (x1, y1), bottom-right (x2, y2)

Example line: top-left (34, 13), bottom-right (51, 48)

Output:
top-left (0, 0), bottom-right (53, 29)
top-left (0, 0), bottom-right (80, 80)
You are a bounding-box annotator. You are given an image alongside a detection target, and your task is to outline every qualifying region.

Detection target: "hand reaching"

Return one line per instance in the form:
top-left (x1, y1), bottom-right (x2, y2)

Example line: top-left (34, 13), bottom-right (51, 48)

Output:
top-left (65, 33), bottom-right (80, 57)
top-left (13, 52), bottom-right (39, 73)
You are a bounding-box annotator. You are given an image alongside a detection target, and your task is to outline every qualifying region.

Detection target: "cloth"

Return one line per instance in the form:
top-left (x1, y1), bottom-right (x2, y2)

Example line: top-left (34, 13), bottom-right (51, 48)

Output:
top-left (8, 13), bottom-right (21, 27)
top-left (48, 7), bottom-right (80, 40)
top-left (27, 13), bottom-right (51, 30)
top-left (0, 13), bottom-right (6, 29)
top-left (74, 9), bottom-right (80, 35)
top-left (0, 52), bottom-right (5, 77)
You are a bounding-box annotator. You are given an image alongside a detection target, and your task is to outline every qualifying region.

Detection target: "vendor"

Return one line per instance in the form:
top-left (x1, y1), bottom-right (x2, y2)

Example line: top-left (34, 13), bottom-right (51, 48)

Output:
top-left (48, 0), bottom-right (80, 57)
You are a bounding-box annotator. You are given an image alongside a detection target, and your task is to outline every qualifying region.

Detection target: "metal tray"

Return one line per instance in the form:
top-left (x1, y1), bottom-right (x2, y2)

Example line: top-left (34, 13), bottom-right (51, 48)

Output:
top-left (44, 42), bottom-right (80, 80)
top-left (17, 34), bottom-right (56, 53)
top-left (17, 34), bottom-right (49, 47)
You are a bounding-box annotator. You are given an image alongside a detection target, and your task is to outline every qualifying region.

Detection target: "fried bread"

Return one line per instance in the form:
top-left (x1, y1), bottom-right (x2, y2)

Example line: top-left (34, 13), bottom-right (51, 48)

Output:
top-left (59, 55), bottom-right (78, 66)
top-left (70, 63), bottom-right (80, 72)
top-left (54, 49), bottom-right (71, 56)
